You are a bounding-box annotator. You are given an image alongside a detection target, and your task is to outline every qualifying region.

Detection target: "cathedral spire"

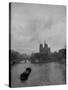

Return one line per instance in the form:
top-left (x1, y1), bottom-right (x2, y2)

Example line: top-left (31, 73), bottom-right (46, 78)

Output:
top-left (44, 40), bottom-right (48, 48)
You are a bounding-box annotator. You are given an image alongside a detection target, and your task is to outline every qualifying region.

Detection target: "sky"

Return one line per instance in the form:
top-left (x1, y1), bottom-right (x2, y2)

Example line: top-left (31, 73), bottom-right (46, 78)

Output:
top-left (11, 3), bottom-right (66, 54)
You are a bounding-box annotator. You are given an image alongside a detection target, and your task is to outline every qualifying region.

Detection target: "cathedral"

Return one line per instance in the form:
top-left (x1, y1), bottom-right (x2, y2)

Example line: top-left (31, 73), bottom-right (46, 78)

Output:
top-left (39, 41), bottom-right (50, 55)
top-left (31, 41), bottom-right (51, 63)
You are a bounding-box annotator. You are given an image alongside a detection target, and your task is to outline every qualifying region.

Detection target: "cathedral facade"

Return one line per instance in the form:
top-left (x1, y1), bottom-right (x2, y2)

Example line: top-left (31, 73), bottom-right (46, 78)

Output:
top-left (39, 41), bottom-right (50, 55)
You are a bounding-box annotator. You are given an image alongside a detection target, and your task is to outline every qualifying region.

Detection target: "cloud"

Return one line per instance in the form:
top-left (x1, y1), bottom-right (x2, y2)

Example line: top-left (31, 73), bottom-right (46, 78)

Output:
top-left (11, 3), bottom-right (66, 53)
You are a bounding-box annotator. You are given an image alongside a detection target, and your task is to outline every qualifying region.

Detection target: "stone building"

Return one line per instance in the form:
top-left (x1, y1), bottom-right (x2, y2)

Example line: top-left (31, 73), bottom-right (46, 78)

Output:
top-left (39, 41), bottom-right (50, 55)
top-left (31, 41), bottom-right (51, 63)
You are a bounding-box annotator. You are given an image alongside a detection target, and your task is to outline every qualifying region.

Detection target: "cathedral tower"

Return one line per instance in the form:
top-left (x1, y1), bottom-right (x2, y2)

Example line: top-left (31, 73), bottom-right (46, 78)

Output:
top-left (39, 43), bottom-right (43, 53)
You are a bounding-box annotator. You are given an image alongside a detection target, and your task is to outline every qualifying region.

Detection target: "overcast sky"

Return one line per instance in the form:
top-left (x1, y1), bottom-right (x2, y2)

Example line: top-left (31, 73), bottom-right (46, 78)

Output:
top-left (11, 3), bottom-right (66, 54)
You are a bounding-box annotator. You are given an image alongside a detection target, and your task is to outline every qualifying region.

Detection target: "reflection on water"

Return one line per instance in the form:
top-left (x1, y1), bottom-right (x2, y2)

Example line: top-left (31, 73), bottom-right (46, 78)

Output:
top-left (11, 61), bottom-right (66, 87)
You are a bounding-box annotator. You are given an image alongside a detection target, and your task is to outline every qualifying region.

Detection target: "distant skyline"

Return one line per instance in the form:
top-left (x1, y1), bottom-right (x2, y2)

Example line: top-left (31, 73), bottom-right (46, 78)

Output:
top-left (11, 3), bottom-right (66, 54)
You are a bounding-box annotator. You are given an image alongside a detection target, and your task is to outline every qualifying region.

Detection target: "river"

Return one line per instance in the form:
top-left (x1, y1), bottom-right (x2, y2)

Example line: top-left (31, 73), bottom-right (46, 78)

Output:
top-left (11, 61), bottom-right (66, 87)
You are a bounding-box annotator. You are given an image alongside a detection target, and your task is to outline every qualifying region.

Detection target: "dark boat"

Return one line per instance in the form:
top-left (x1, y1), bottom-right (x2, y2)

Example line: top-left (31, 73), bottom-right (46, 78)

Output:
top-left (20, 67), bottom-right (31, 82)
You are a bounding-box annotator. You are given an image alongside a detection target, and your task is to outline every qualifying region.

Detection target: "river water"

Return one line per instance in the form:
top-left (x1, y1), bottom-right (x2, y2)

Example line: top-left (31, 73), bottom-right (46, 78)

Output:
top-left (11, 61), bottom-right (65, 87)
